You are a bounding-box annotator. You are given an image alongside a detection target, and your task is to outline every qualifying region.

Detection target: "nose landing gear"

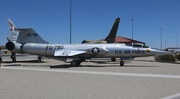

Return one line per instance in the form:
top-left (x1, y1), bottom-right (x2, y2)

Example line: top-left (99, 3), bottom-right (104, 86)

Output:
top-left (70, 58), bottom-right (82, 66)
top-left (111, 58), bottom-right (116, 62)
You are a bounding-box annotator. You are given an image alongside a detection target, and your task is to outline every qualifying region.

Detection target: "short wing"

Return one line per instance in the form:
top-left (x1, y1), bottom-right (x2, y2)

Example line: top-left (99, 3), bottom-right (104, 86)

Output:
top-left (54, 50), bottom-right (86, 56)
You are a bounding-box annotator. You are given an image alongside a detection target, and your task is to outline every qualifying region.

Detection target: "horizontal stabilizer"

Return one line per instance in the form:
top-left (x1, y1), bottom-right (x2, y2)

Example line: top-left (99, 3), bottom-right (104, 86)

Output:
top-left (54, 50), bottom-right (86, 56)
top-left (15, 28), bottom-right (37, 33)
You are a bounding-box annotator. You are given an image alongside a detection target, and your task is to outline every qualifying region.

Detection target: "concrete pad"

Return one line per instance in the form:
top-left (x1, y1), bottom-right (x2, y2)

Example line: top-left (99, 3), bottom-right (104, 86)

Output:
top-left (0, 55), bottom-right (180, 99)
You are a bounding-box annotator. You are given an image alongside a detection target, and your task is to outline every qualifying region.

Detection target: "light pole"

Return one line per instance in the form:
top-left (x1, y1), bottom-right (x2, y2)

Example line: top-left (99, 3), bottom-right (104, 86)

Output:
top-left (70, 0), bottom-right (72, 44)
top-left (177, 35), bottom-right (178, 52)
top-left (131, 18), bottom-right (134, 60)
top-left (131, 19), bottom-right (134, 40)
top-left (160, 28), bottom-right (162, 49)
top-left (165, 41), bottom-right (167, 48)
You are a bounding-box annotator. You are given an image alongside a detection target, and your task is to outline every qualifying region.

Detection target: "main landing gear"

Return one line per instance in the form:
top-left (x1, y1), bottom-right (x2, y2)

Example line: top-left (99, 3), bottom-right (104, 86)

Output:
top-left (111, 58), bottom-right (116, 62)
top-left (70, 58), bottom-right (82, 66)
top-left (38, 56), bottom-right (44, 62)
top-left (120, 60), bottom-right (124, 66)
top-left (11, 53), bottom-right (16, 62)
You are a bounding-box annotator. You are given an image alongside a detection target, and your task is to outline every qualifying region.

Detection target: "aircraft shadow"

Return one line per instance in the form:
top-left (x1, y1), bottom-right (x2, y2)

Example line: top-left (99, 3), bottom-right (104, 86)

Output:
top-left (50, 65), bottom-right (76, 68)
top-left (2, 60), bottom-right (46, 67)
top-left (123, 65), bottom-right (160, 67)
top-left (3, 64), bottom-right (21, 66)
top-left (89, 61), bottom-right (120, 64)
top-left (2, 60), bottom-right (46, 63)
top-left (2, 60), bottom-right (176, 68)
top-left (50, 64), bottom-right (120, 68)
top-left (49, 64), bottom-right (160, 68)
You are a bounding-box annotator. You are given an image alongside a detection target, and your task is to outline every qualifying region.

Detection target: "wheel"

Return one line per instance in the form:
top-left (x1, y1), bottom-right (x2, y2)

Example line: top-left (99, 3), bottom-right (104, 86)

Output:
top-left (11, 53), bottom-right (16, 62)
top-left (76, 60), bottom-right (81, 66)
top-left (38, 56), bottom-right (42, 62)
top-left (14, 58), bottom-right (16, 62)
top-left (71, 61), bottom-right (77, 66)
top-left (80, 58), bottom-right (85, 62)
top-left (12, 57), bottom-right (16, 62)
top-left (111, 58), bottom-right (116, 62)
top-left (120, 61), bottom-right (124, 66)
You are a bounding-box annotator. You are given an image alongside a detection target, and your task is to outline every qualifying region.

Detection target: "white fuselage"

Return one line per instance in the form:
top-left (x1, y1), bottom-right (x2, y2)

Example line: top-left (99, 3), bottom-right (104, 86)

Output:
top-left (9, 43), bottom-right (171, 59)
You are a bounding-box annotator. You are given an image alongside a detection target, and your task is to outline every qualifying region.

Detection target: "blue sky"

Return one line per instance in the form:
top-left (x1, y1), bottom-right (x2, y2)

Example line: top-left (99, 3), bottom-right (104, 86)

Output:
top-left (0, 0), bottom-right (180, 49)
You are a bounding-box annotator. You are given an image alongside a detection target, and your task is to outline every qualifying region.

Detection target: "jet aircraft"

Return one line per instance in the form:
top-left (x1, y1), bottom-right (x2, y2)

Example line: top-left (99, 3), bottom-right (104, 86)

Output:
top-left (7, 18), bottom-right (47, 62)
top-left (82, 18), bottom-right (120, 62)
top-left (5, 18), bottom-right (172, 66)
top-left (82, 18), bottom-right (120, 44)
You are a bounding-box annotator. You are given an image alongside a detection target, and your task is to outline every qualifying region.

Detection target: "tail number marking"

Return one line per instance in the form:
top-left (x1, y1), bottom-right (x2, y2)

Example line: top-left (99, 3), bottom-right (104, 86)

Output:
top-left (48, 45), bottom-right (64, 50)
top-left (27, 33), bottom-right (38, 37)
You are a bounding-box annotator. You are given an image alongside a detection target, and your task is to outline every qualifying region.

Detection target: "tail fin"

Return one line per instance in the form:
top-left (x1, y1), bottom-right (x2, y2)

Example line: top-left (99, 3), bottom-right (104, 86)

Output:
top-left (15, 28), bottom-right (47, 44)
top-left (105, 18), bottom-right (120, 43)
top-left (8, 18), bottom-right (16, 31)
top-left (7, 18), bottom-right (19, 41)
top-left (7, 18), bottom-right (47, 44)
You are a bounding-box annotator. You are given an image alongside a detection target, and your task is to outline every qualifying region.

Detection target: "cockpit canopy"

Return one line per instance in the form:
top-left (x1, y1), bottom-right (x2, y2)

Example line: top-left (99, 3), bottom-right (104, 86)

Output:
top-left (125, 43), bottom-right (149, 48)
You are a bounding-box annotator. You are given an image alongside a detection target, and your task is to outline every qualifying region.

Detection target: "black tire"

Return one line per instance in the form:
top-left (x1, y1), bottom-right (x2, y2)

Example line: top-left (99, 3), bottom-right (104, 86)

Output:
top-left (71, 61), bottom-right (77, 66)
top-left (76, 60), bottom-right (81, 66)
top-left (12, 57), bottom-right (16, 62)
top-left (111, 58), bottom-right (116, 62)
top-left (120, 61), bottom-right (124, 66)
top-left (38, 57), bottom-right (42, 62)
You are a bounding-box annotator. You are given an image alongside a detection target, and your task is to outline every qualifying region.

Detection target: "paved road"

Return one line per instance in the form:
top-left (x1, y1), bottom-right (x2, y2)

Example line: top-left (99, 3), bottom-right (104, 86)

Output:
top-left (0, 56), bottom-right (180, 99)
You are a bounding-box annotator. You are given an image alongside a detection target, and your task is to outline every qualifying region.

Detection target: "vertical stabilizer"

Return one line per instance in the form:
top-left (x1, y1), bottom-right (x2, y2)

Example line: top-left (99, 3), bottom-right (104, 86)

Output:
top-left (7, 18), bottom-right (19, 41)
top-left (105, 18), bottom-right (120, 43)
top-left (8, 18), bottom-right (16, 31)
top-left (15, 28), bottom-right (47, 44)
top-left (7, 18), bottom-right (47, 44)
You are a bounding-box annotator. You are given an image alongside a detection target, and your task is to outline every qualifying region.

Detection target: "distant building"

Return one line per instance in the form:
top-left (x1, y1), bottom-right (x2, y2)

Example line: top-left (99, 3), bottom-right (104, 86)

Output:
top-left (82, 36), bottom-right (146, 45)
top-left (0, 45), bottom-right (5, 49)
top-left (115, 36), bottom-right (145, 45)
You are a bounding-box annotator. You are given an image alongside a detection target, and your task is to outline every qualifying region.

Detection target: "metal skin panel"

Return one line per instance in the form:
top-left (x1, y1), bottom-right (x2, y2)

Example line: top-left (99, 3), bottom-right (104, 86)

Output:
top-left (16, 30), bottom-right (47, 44)
top-left (9, 42), bottom-right (22, 53)
top-left (12, 43), bottom-right (171, 60)
top-left (22, 43), bottom-right (47, 55)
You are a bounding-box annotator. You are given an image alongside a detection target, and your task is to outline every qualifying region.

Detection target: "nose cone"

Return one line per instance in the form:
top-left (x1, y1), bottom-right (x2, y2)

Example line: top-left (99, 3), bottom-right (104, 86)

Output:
top-left (151, 48), bottom-right (172, 56)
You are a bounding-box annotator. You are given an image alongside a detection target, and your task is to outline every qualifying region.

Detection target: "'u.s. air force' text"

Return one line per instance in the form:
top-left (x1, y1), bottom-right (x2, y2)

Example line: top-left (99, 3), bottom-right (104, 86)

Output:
top-left (115, 50), bottom-right (146, 54)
